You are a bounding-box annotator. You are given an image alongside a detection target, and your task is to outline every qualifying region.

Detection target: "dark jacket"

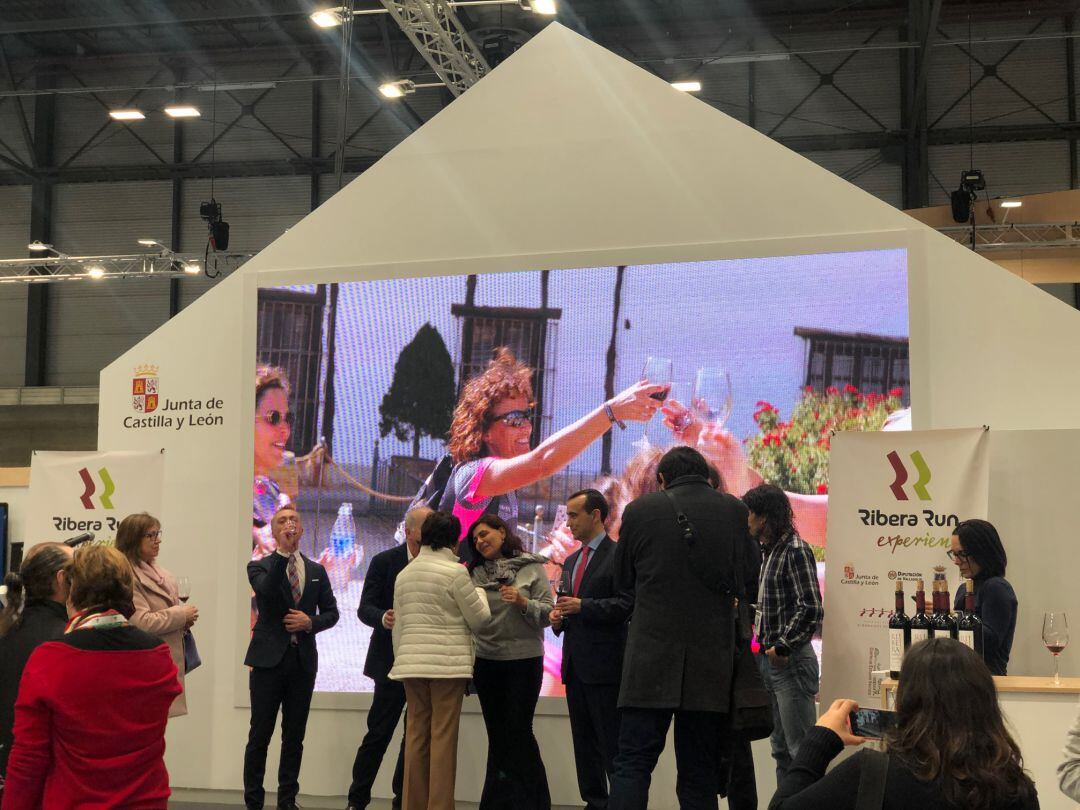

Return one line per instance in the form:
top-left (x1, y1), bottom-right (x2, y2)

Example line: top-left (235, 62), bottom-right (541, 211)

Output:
top-left (245, 552), bottom-right (339, 673)
top-left (0, 599), bottom-right (69, 776)
top-left (553, 535), bottom-right (632, 685)
top-left (768, 726), bottom-right (1039, 810)
top-left (954, 574), bottom-right (1017, 676)
top-left (357, 544), bottom-right (410, 682)
top-left (613, 475), bottom-right (751, 712)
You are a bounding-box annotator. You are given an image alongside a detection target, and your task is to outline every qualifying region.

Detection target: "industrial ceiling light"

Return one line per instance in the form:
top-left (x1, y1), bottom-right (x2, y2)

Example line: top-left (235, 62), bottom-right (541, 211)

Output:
top-left (671, 80), bottom-right (702, 93)
top-left (138, 238), bottom-right (166, 248)
top-left (1000, 200), bottom-right (1023, 208)
top-left (109, 109), bottom-right (145, 121)
top-left (524, 0), bottom-right (557, 14)
top-left (379, 79), bottom-right (416, 99)
top-left (310, 8), bottom-right (344, 27)
top-left (714, 52), bottom-right (791, 65)
top-left (164, 105), bottom-right (201, 118)
top-left (86, 266), bottom-right (106, 279)
top-left (28, 241), bottom-right (52, 252)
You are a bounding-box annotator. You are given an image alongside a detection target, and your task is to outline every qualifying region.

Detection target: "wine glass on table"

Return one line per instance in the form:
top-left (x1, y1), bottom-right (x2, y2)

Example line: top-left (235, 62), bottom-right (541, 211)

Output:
top-left (1043, 611), bottom-right (1069, 685)
top-left (177, 577), bottom-right (191, 604)
top-left (633, 356), bottom-right (673, 451)
top-left (692, 367), bottom-right (733, 428)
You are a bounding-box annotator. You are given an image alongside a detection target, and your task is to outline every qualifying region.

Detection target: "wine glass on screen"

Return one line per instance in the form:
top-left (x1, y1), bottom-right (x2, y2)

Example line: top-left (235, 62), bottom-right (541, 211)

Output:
top-left (177, 577), bottom-right (191, 604)
top-left (634, 356), bottom-right (673, 451)
top-left (692, 367), bottom-right (733, 429)
top-left (1043, 611), bottom-right (1069, 685)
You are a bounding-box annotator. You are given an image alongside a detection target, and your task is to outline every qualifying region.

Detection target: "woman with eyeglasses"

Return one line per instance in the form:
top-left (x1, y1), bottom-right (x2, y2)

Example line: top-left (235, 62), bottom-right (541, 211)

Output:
top-left (948, 518), bottom-right (1017, 675)
top-left (444, 348), bottom-right (662, 566)
top-left (254, 364), bottom-right (297, 559)
top-left (117, 512), bottom-right (198, 717)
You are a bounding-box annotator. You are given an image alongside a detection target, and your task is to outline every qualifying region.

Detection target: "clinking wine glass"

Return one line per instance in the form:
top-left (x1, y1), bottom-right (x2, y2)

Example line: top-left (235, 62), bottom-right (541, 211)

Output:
top-left (1043, 611), bottom-right (1069, 685)
top-left (634, 356), bottom-right (673, 451)
top-left (692, 367), bottom-right (733, 429)
top-left (177, 577), bottom-right (191, 604)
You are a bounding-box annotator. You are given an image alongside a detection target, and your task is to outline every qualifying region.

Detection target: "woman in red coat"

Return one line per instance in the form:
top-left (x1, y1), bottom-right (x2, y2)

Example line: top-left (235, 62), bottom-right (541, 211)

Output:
top-left (1, 544), bottom-right (180, 810)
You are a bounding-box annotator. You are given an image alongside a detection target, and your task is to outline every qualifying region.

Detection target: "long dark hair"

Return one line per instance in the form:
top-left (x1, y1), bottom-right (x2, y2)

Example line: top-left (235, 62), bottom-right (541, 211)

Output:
top-left (741, 483), bottom-right (795, 543)
top-left (0, 543), bottom-right (70, 638)
top-left (953, 518), bottom-right (1007, 579)
top-left (886, 638), bottom-right (1036, 808)
top-left (464, 513), bottom-right (525, 572)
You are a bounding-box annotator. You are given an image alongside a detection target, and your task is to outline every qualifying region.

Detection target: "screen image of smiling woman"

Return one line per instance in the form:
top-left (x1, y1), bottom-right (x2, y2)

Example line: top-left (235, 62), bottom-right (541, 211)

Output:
top-left (253, 365), bottom-right (295, 559)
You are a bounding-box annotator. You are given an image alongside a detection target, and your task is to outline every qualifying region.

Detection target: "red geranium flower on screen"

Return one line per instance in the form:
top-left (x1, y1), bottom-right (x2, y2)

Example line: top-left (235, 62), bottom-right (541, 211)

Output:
top-left (889, 387), bottom-right (904, 398)
top-left (825, 386), bottom-right (839, 396)
top-left (844, 384), bottom-right (858, 395)
top-left (817, 483), bottom-right (828, 494)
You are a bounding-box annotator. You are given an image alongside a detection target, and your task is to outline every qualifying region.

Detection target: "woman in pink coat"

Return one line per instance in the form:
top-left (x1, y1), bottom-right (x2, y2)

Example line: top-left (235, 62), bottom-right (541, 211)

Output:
top-left (116, 512), bottom-right (199, 716)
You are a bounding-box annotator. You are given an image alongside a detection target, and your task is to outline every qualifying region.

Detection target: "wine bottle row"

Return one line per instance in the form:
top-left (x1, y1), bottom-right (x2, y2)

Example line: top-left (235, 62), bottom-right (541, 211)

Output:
top-left (888, 567), bottom-right (983, 678)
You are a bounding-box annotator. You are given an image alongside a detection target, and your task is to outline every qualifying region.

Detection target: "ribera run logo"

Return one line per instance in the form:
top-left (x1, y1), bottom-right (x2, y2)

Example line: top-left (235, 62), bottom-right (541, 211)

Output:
top-left (886, 450), bottom-right (932, 501)
top-left (78, 467), bottom-right (116, 510)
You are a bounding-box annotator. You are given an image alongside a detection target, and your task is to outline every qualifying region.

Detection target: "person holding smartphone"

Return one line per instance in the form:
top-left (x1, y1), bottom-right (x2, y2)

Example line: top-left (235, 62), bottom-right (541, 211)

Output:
top-left (768, 638), bottom-right (1038, 810)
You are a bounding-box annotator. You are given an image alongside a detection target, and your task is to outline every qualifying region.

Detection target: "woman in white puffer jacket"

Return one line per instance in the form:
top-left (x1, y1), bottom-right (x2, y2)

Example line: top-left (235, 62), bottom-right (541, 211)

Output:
top-left (390, 510), bottom-right (490, 810)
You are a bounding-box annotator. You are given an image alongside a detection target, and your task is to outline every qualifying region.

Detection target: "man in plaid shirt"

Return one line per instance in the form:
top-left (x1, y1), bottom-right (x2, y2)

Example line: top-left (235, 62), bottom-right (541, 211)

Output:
top-left (742, 483), bottom-right (824, 782)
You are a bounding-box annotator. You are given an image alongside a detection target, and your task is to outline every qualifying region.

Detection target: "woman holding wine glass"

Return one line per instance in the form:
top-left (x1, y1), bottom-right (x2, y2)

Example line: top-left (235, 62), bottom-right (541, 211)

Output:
top-left (442, 348), bottom-right (663, 564)
top-left (117, 512), bottom-right (198, 717)
top-left (948, 519), bottom-right (1018, 676)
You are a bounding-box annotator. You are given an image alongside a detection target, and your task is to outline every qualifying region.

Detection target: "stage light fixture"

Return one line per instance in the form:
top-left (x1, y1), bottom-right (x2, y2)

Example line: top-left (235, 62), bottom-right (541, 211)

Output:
top-left (109, 109), bottom-right (145, 121)
top-left (86, 266), bottom-right (106, 279)
top-left (28, 241), bottom-right (51, 252)
top-left (671, 80), bottom-right (702, 93)
top-left (184, 263), bottom-right (202, 274)
top-left (379, 80), bottom-right (416, 99)
top-left (200, 198), bottom-right (230, 252)
top-left (950, 169), bottom-right (987, 224)
top-left (310, 8), bottom-right (343, 27)
top-left (1000, 200), bottom-right (1022, 208)
top-left (164, 105), bottom-right (201, 118)
top-left (525, 0), bottom-right (557, 14)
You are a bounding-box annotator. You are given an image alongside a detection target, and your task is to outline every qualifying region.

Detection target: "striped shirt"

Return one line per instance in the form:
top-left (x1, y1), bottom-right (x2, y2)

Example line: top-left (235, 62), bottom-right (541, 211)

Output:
top-left (755, 531), bottom-right (823, 650)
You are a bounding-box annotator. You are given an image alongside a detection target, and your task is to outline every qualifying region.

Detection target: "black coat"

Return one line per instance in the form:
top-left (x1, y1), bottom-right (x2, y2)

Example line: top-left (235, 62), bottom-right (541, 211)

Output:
top-left (357, 544), bottom-right (410, 682)
top-left (245, 552), bottom-right (339, 674)
top-left (613, 475), bottom-right (751, 712)
top-left (553, 536), bottom-right (632, 685)
top-left (0, 599), bottom-right (69, 774)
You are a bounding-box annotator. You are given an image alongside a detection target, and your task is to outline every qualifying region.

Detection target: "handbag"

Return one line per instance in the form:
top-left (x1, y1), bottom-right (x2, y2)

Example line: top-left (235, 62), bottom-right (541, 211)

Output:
top-left (183, 628), bottom-right (202, 673)
top-left (662, 485), bottom-right (773, 741)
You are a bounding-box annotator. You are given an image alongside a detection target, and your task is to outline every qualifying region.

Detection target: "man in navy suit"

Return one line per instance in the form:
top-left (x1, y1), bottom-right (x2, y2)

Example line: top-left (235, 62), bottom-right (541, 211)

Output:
top-left (551, 489), bottom-right (632, 810)
top-left (244, 506), bottom-right (339, 810)
top-left (346, 505), bottom-right (430, 810)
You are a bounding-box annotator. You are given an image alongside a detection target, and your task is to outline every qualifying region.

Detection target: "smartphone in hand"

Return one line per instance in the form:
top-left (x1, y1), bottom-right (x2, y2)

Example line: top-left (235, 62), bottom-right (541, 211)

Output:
top-left (848, 708), bottom-right (898, 739)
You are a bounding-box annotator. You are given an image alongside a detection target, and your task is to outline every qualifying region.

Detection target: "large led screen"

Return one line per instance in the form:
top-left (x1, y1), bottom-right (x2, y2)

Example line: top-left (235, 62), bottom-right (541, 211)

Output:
top-left (255, 249), bottom-right (910, 695)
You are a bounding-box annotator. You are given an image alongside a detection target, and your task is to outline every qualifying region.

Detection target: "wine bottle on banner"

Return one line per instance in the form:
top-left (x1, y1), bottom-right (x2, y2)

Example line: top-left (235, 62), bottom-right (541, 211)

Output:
top-left (909, 578), bottom-right (931, 648)
top-left (957, 577), bottom-right (983, 656)
top-left (888, 579), bottom-right (911, 679)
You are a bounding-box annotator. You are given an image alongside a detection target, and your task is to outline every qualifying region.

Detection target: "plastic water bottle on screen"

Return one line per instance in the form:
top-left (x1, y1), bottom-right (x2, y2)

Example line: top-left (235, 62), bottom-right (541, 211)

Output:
top-left (325, 502), bottom-right (359, 592)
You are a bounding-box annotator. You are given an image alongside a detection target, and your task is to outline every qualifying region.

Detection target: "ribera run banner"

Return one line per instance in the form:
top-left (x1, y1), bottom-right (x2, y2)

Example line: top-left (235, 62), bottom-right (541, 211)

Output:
top-left (27, 450), bottom-right (165, 547)
top-left (820, 428), bottom-right (989, 708)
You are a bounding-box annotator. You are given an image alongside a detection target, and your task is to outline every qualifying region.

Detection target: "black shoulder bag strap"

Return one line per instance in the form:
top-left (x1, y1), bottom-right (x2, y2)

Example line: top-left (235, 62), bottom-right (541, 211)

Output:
top-left (661, 486), bottom-right (738, 598)
top-left (854, 749), bottom-right (889, 810)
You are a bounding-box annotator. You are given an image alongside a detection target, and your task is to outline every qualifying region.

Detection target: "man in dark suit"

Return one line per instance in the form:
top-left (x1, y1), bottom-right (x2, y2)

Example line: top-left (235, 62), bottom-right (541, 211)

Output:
top-left (551, 489), bottom-right (632, 810)
top-left (244, 506), bottom-right (339, 810)
top-left (608, 446), bottom-right (751, 810)
top-left (346, 505), bottom-right (430, 810)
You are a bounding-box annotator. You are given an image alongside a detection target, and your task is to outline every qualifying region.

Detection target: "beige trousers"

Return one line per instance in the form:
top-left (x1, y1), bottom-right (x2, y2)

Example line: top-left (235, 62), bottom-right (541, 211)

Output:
top-left (402, 677), bottom-right (467, 810)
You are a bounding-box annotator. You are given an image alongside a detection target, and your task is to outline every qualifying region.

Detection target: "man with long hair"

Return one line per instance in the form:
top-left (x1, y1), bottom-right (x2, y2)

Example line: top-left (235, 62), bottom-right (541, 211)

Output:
top-left (742, 483), bottom-right (823, 784)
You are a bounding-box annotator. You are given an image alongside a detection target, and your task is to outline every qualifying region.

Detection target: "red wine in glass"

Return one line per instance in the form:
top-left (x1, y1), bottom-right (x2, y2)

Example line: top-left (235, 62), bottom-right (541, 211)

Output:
top-left (1043, 611), bottom-right (1069, 685)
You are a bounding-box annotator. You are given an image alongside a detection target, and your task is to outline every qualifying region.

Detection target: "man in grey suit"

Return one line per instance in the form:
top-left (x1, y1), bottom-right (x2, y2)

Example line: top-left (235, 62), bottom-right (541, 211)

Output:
top-left (608, 446), bottom-right (751, 810)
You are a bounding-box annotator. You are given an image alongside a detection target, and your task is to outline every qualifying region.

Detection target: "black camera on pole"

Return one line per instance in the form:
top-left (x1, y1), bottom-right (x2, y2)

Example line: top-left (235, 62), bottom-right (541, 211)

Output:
top-left (199, 198), bottom-right (230, 251)
top-left (950, 169), bottom-right (986, 223)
